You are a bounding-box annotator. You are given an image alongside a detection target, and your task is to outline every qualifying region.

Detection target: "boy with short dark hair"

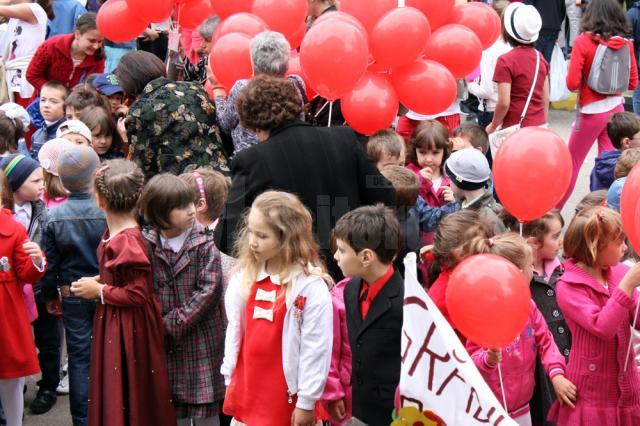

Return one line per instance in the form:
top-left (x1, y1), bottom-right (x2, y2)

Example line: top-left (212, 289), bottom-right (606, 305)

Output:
top-left (451, 123), bottom-right (490, 154)
top-left (333, 204), bottom-right (403, 426)
top-left (64, 86), bottom-right (106, 120)
top-left (30, 81), bottom-right (69, 159)
top-left (367, 129), bottom-right (406, 171)
top-left (590, 111), bottom-right (640, 190)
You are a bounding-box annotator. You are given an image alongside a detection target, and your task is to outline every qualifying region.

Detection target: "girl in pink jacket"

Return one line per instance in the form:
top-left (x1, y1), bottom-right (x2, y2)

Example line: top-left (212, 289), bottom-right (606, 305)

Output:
top-left (548, 206), bottom-right (640, 425)
top-left (465, 233), bottom-right (577, 425)
top-left (321, 278), bottom-right (352, 425)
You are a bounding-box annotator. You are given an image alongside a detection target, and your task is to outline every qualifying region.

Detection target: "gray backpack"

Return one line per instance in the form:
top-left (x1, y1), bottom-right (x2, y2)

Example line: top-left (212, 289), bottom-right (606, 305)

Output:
top-left (587, 41), bottom-right (631, 95)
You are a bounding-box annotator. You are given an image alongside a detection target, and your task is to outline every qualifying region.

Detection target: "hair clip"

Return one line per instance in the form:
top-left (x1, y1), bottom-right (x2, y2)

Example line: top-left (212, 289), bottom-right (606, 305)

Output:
top-left (488, 238), bottom-right (495, 248)
top-left (193, 171), bottom-right (206, 200)
top-left (95, 164), bottom-right (110, 177)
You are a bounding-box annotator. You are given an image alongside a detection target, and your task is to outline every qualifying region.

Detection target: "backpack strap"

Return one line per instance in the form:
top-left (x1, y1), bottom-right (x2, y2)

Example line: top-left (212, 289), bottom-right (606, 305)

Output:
top-left (519, 50), bottom-right (540, 126)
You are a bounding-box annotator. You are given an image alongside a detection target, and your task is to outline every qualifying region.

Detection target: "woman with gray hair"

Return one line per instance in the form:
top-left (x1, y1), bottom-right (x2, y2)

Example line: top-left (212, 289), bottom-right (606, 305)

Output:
top-left (183, 15), bottom-right (220, 84)
top-left (211, 30), bottom-right (307, 154)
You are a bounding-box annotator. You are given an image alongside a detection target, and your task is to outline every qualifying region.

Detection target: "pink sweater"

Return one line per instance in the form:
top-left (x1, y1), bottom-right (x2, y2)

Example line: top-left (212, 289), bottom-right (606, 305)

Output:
top-left (405, 163), bottom-right (450, 208)
top-left (467, 300), bottom-right (566, 418)
top-left (548, 260), bottom-right (640, 425)
top-left (321, 278), bottom-right (352, 426)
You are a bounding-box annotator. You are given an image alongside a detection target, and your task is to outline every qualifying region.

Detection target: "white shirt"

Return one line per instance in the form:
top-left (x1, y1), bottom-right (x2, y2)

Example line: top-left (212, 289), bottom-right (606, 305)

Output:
top-left (13, 202), bottom-right (32, 230)
top-left (581, 96), bottom-right (624, 115)
top-left (468, 38), bottom-right (513, 112)
top-left (159, 229), bottom-right (189, 253)
top-left (0, 4), bottom-right (47, 97)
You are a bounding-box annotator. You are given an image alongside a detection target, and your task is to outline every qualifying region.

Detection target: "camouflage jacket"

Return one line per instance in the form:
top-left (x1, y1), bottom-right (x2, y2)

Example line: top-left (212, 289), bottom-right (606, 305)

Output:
top-left (126, 77), bottom-right (229, 179)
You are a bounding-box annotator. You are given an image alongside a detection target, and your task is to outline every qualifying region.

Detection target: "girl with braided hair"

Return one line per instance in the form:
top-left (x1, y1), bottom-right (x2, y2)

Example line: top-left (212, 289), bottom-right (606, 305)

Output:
top-left (70, 159), bottom-right (176, 426)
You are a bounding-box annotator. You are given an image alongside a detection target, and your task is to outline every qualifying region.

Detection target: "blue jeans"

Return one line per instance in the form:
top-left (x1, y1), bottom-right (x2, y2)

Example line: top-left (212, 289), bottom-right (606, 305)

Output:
top-left (633, 87), bottom-right (640, 116)
top-left (62, 297), bottom-right (96, 426)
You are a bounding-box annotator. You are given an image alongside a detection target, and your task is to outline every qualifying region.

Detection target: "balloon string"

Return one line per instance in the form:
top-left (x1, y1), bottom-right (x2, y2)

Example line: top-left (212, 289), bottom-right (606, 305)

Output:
top-left (624, 294), bottom-right (640, 372)
top-left (497, 362), bottom-right (508, 411)
top-left (328, 101), bottom-right (333, 127)
top-left (519, 221), bottom-right (523, 237)
top-left (314, 100), bottom-right (329, 119)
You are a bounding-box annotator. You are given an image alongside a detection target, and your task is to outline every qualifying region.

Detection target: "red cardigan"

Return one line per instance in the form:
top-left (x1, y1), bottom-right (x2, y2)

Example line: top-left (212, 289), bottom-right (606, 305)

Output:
top-left (566, 32), bottom-right (638, 107)
top-left (26, 34), bottom-right (105, 96)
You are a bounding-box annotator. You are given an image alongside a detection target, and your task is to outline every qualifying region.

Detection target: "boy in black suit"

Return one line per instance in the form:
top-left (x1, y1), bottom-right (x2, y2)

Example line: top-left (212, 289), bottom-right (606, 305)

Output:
top-left (333, 204), bottom-right (404, 426)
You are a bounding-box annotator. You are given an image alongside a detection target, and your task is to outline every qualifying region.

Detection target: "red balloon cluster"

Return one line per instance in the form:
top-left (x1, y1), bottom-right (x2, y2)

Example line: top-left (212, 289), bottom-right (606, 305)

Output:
top-left (447, 254), bottom-right (531, 348)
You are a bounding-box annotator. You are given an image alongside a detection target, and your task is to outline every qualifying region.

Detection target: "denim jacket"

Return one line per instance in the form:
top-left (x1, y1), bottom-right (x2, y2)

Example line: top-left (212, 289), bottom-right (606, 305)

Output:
top-left (29, 118), bottom-right (66, 160)
top-left (39, 192), bottom-right (107, 300)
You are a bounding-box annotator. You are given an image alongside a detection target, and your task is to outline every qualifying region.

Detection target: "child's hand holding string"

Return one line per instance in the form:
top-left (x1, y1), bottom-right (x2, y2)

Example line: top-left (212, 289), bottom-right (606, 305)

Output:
top-left (23, 240), bottom-right (43, 269)
top-left (486, 348), bottom-right (502, 366)
top-left (71, 276), bottom-right (105, 300)
top-left (551, 375), bottom-right (577, 408)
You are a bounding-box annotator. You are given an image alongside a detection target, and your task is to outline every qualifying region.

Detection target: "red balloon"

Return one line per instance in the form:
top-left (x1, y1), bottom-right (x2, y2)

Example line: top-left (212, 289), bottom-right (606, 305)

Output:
top-left (313, 11), bottom-right (368, 41)
top-left (451, 3), bottom-right (500, 50)
top-left (406, 0), bottom-right (455, 30)
top-left (447, 254), bottom-right (531, 348)
top-left (391, 59), bottom-right (456, 115)
top-left (252, 0), bottom-right (307, 42)
top-left (210, 33), bottom-right (253, 91)
top-left (216, 13), bottom-right (268, 38)
top-left (424, 24), bottom-right (482, 79)
top-left (211, 0), bottom-right (253, 20)
top-left (370, 7), bottom-right (431, 69)
top-left (125, 0), bottom-right (172, 23)
top-left (342, 72), bottom-right (398, 135)
top-left (287, 51), bottom-right (316, 99)
top-left (620, 163), bottom-right (640, 254)
top-left (287, 21), bottom-right (306, 49)
top-left (493, 127), bottom-right (572, 222)
top-left (177, 0), bottom-right (213, 29)
top-left (300, 20), bottom-right (368, 101)
top-left (97, 0), bottom-right (148, 43)
top-left (339, 0), bottom-right (396, 35)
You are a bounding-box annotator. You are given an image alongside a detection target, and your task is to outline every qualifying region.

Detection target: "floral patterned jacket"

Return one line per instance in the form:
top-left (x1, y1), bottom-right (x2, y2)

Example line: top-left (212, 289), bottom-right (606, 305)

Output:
top-left (126, 77), bottom-right (229, 179)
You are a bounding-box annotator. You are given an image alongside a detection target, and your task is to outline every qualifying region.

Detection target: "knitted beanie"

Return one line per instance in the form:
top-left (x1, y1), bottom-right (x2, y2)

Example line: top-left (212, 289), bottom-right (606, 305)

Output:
top-left (0, 154), bottom-right (41, 192)
top-left (57, 145), bottom-right (100, 192)
top-left (38, 138), bottom-right (73, 176)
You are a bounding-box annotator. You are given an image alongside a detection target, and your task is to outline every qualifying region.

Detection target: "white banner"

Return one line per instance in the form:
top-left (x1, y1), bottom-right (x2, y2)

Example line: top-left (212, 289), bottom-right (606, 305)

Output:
top-left (397, 254), bottom-right (516, 426)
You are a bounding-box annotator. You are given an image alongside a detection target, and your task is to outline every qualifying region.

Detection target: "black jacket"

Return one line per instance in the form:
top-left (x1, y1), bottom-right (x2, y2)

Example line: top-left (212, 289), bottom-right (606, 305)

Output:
top-left (526, 0), bottom-right (567, 35)
top-left (214, 121), bottom-right (396, 279)
top-left (345, 271), bottom-right (404, 426)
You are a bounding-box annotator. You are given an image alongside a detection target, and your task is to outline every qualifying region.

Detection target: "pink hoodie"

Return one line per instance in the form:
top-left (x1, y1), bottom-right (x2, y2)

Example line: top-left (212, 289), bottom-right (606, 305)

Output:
top-left (548, 260), bottom-right (640, 426)
top-left (466, 300), bottom-right (566, 419)
top-left (321, 278), bottom-right (352, 425)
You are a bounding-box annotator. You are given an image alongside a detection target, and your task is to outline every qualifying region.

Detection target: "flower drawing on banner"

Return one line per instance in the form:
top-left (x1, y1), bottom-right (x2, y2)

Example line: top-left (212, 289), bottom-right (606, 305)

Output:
top-left (391, 406), bottom-right (447, 426)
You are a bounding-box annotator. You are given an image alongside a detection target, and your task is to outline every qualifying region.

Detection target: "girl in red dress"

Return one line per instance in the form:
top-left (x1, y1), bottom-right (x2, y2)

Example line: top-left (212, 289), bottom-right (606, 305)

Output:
top-left (70, 159), bottom-right (176, 426)
top-left (221, 191), bottom-right (333, 426)
top-left (0, 171), bottom-right (45, 426)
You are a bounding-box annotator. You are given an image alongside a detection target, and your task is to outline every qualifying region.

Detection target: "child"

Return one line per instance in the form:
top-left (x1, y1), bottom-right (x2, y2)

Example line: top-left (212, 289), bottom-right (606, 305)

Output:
top-left (70, 159), bottom-right (176, 426)
top-left (380, 165), bottom-right (421, 278)
top-left (179, 169), bottom-right (234, 286)
top-left (0, 154), bottom-right (61, 415)
top-left (445, 147), bottom-right (507, 234)
top-left (574, 189), bottom-right (607, 215)
top-left (548, 206), bottom-right (640, 424)
top-left (367, 129), bottom-right (406, 171)
top-left (90, 73), bottom-right (126, 115)
top-left (0, 103), bottom-right (31, 156)
top-left (427, 210), bottom-right (492, 336)
top-left (0, 111), bottom-right (24, 156)
top-left (333, 204), bottom-right (403, 425)
top-left (320, 275), bottom-right (353, 426)
top-left (64, 86), bottom-right (109, 120)
top-left (450, 123), bottom-right (490, 155)
top-left (79, 107), bottom-right (124, 160)
top-left (37, 138), bottom-right (72, 208)
top-left (465, 233), bottom-right (577, 426)
top-left (30, 81), bottom-right (69, 159)
top-left (590, 112), bottom-right (640, 191)
top-left (56, 120), bottom-right (92, 146)
top-left (139, 174), bottom-right (226, 425)
top-left (504, 210), bottom-right (572, 425)
top-left (0, 170), bottom-right (46, 426)
top-left (221, 191), bottom-right (333, 426)
top-left (405, 120), bottom-right (453, 208)
top-left (608, 148), bottom-right (640, 212)
top-left (40, 145), bottom-right (105, 426)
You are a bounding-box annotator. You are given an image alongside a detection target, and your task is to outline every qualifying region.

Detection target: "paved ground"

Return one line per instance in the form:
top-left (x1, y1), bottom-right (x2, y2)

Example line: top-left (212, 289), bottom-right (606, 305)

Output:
top-left (21, 108), bottom-right (590, 426)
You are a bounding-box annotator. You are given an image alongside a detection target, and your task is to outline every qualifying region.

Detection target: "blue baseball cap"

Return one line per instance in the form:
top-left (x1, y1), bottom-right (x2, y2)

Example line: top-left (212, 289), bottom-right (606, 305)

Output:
top-left (92, 73), bottom-right (124, 96)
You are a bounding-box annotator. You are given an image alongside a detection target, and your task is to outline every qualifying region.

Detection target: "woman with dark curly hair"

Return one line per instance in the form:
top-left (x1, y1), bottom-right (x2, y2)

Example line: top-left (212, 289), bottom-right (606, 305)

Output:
top-left (214, 75), bottom-right (396, 280)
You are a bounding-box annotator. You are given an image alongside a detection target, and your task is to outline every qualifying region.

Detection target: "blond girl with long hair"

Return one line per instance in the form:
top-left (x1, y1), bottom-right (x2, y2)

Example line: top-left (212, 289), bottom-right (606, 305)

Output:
top-left (221, 191), bottom-right (333, 426)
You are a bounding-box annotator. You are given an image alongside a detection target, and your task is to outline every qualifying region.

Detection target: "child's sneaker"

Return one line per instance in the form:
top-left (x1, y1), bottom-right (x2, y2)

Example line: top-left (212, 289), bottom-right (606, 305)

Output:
top-left (56, 373), bottom-right (69, 395)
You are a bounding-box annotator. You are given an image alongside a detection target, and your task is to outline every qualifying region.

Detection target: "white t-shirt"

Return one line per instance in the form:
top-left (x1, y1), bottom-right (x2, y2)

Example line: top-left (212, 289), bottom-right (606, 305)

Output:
top-left (0, 3), bottom-right (47, 98)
